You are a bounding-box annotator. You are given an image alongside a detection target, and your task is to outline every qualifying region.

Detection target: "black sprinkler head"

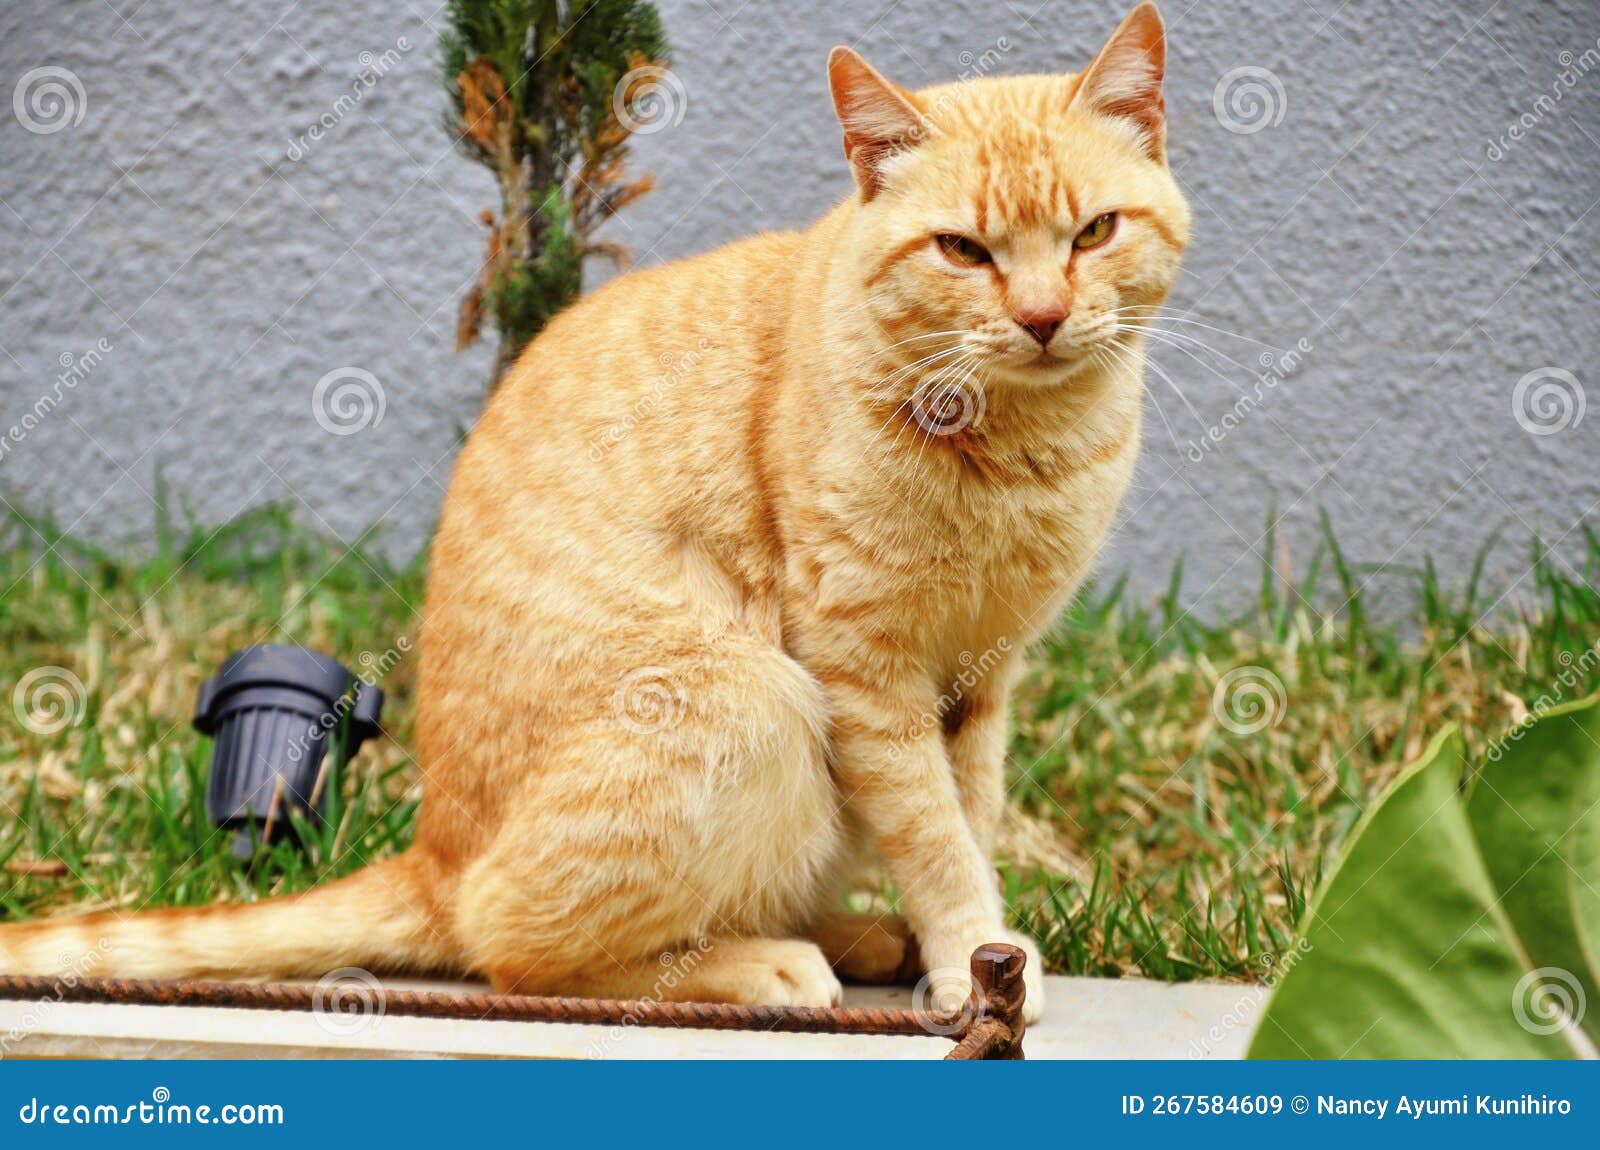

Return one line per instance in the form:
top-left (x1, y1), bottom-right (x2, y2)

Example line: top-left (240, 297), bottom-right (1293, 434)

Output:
top-left (193, 645), bottom-right (383, 858)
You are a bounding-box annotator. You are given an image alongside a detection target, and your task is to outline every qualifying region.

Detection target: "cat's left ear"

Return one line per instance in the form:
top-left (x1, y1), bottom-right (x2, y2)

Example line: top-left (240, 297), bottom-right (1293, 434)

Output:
top-left (1069, 1), bottom-right (1168, 162)
top-left (828, 47), bottom-right (930, 200)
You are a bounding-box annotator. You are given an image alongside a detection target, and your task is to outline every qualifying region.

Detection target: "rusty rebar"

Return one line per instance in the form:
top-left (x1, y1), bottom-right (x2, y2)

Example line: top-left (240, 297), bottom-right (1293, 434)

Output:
top-left (0, 942), bottom-right (1029, 1058)
top-left (944, 942), bottom-right (1027, 1060)
top-left (945, 1018), bottom-right (1011, 1059)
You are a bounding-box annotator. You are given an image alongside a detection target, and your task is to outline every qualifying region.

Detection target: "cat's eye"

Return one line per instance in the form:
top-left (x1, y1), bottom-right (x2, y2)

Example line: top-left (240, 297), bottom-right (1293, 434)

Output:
top-left (1073, 213), bottom-right (1118, 250)
top-left (936, 233), bottom-right (992, 267)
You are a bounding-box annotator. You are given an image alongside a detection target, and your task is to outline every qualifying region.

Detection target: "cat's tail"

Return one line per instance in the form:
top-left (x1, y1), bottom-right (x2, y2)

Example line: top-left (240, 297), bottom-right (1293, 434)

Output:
top-left (0, 853), bottom-right (460, 982)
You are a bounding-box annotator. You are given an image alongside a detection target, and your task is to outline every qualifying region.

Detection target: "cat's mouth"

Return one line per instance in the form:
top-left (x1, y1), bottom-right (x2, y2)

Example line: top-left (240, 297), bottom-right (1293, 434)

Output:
top-left (988, 323), bottom-right (1127, 383)
top-left (991, 345), bottom-right (1093, 383)
top-left (929, 333), bottom-right (1108, 387)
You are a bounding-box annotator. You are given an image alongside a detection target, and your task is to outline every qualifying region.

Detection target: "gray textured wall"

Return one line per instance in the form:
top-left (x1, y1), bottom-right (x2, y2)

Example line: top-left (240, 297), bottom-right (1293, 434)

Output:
top-left (2, 0), bottom-right (1596, 614)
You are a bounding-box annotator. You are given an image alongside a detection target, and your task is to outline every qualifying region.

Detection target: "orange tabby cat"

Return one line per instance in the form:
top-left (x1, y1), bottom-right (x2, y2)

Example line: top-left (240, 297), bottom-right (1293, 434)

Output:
top-left (0, 3), bottom-right (1187, 1022)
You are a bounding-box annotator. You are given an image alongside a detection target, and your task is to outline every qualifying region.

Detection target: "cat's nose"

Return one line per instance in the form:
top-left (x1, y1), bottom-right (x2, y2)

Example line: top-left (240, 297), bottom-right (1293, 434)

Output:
top-left (1014, 305), bottom-right (1066, 347)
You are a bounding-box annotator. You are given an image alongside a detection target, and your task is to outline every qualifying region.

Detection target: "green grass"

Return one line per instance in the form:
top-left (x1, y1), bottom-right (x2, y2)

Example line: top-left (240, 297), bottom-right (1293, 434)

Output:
top-left (0, 506), bottom-right (427, 920)
top-left (1, 504), bottom-right (1596, 985)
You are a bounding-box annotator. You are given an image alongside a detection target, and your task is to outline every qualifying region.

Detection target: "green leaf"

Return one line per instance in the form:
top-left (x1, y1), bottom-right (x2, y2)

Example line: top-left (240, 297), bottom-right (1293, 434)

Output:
top-left (1467, 696), bottom-right (1600, 1046)
top-left (1248, 705), bottom-right (1599, 1059)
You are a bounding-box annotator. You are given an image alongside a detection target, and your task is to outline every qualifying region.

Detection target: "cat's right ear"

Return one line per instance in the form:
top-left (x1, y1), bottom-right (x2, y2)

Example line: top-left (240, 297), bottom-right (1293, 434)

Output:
top-left (828, 47), bottom-right (929, 200)
top-left (1069, 1), bottom-right (1168, 162)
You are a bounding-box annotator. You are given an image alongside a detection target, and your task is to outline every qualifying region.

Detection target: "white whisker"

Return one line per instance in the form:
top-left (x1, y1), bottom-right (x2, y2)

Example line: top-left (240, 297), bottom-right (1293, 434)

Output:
top-left (1107, 306), bottom-right (1286, 353)
top-left (1113, 324), bottom-right (1263, 378)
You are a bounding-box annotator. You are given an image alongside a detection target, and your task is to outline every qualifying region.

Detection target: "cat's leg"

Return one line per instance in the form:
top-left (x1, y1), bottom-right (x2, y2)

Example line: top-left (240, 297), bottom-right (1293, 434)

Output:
top-left (941, 658), bottom-right (1045, 995)
top-left (807, 644), bottom-right (1047, 1022)
top-left (803, 909), bottom-right (919, 984)
top-left (450, 633), bottom-right (849, 1007)
top-left (942, 656), bottom-right (1023, 858)
top-left (533, 936), bottom-right (841, 1006)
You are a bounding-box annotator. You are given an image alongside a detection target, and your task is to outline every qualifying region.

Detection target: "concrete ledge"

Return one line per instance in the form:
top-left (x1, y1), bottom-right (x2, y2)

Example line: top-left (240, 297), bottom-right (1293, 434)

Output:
top-left (0, 976), bottom-right (1259, 1060)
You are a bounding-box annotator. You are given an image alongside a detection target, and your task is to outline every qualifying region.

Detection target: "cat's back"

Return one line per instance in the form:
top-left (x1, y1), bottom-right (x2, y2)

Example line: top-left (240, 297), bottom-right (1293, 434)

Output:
top-left (505, 228), bottom-right (804, 416)
top-left (437, 227), bottom-right (812, 556)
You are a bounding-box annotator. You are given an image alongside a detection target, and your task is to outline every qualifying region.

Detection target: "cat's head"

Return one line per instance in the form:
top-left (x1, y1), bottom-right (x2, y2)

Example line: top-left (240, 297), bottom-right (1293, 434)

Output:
top-left (829, 2), bottom-right (1189, 391)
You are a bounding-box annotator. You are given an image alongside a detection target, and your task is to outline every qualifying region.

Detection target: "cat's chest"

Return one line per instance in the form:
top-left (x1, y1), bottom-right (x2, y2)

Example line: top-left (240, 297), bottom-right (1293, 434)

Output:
top-left (918, 449), bottom-right (1127, 570)
top-left (802, 452), bottom-right (1126, 638)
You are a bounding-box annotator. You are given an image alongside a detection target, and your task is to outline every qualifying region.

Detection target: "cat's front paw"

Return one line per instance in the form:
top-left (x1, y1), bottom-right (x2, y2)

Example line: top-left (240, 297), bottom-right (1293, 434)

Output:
top-left (738, 940), bottom-right (845, 1008)
top-left (921, 932), bottom-right (1046, 1025)
top-left (923, 964), bottom-right (982, 1019)
top-left (1005, 929), bottom-right (1046, 1025)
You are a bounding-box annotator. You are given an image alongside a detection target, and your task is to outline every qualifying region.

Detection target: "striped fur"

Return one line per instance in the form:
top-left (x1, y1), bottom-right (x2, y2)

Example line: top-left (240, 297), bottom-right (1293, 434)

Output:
top-left (1, 5), bottom-right (1187, 1021)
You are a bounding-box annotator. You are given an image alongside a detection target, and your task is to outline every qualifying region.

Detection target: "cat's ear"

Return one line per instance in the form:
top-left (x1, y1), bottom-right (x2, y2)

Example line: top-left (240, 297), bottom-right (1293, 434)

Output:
top-left (1069, 1), bottom-right (1168, 162)
top-left (828, 47), bottom-right (929, 200)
